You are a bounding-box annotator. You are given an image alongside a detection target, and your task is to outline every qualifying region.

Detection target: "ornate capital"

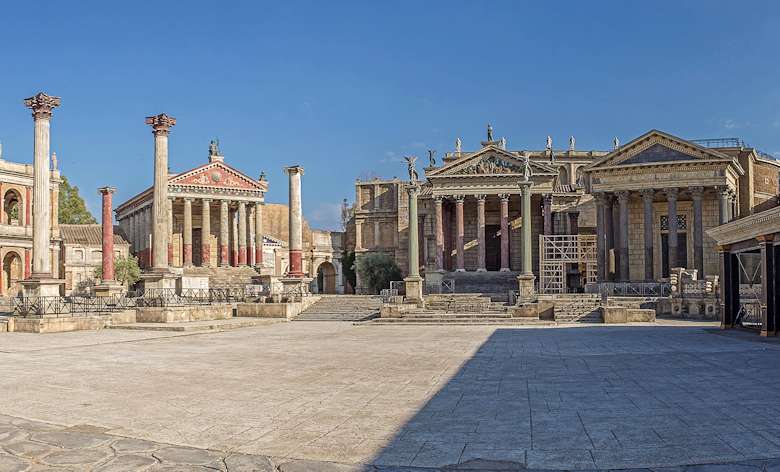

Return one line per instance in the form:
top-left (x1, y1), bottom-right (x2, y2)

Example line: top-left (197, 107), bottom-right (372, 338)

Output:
top-left (716, 244), bottom-right (731, 253)
top-left (284, 165), bottom-right (304, 176)
top-left (756, 234), bottom-right (775, 244)
top-left (640, 189), bottom-right (655, 201)
top-left (24, 92), bottom-right (61, 120)
top-left (145, 113), bottom-right (176, 136)
top-left (97, 186), bottom-right (116, 196)
top-left (717, 186), bottom-right (730, 197)
top-left (689, 186), bottom-right (704, 200)
top-left (452, 194), bottom-right (465, 203)
top-left (475, 194), bottom-right (487, 202)
top-left (665, 187), bottom-right (679, 200)
top-left (616, 190), bottom-right (630, 203)
top-left (498, 193), bottom-right (510, 202)
top-left (433, 195), bottom-right (443, 204)
top-left (543, 194), bottom-right (553, 205)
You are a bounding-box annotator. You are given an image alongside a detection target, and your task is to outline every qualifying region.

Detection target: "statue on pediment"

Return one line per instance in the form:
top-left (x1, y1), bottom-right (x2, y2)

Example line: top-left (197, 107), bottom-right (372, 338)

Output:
top-left (404, 156), bottom-right (419, 183)
top-left (522, 155), bottom-right (532, 182)
top-left (487, 124), bottom-right (494, 142)
top-left (427, 149), bottom-right (436, 167)
top-left (459, 155), bottom-right (519, 175)
top-left (569, 135), bottom-right (575, 151)
top-left (613, 136), bottom-right (620, 149)
top-left (500, 137), bottom-right (507, 150)
top-left (546, 135), bottom-right (552, 150)
top-left (455, 137), bottom-right (462, 153)
top-left (209, 139), bottom-right (221, 156)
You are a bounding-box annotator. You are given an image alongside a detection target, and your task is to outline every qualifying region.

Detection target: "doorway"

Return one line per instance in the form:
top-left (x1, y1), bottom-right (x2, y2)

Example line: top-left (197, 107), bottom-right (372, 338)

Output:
top-left (485, 224), bottom-right (502, 271)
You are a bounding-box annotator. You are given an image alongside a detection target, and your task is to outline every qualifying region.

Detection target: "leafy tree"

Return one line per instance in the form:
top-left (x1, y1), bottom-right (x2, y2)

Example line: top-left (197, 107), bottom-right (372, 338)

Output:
top-left (59, 176), bottom-right (96, 224)
top-left (94, 255), bottom-right (141, 287)
top-left (355, 253), bottom-right (402, 294)
top-left (342, 250), bottom-right (356, 292)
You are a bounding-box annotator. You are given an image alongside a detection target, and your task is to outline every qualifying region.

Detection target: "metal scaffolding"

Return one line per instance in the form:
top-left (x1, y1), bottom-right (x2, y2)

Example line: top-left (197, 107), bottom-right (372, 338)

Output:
top-left (539, 235), bottom-right (598, 294)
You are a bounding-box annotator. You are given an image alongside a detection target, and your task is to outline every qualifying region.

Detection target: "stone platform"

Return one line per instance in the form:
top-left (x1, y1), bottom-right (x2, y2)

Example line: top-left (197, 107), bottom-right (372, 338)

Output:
top-left (135, 304), bottom-right (233, 323)
top-left (111, 317), bottom-right (281, 332)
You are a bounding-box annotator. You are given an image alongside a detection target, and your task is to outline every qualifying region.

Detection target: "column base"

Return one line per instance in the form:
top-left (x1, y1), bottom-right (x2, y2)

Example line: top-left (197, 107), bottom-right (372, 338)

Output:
top-left (94, 281), bottom-right (124, 297)
top-left (516, 273), bottom-right (536, 304)
top-left (476, 268), bottom-right (487, 272)
top-left (279, 276), bottom-right (312, 301)
top-left (139, 269), bottom-right (179, 291)
top-left (455, 268), bottom-right (466, 272)
top-left (21, 277), bottom-right (64, 299)
top-left (500, 268), bottom-right (511, 272)
top-left (404, 275), bottom-right (424, 304)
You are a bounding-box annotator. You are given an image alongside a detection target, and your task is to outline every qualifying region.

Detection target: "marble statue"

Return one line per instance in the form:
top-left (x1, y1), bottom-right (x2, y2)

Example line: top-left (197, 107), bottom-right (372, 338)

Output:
top-left (427, 149), bottom-right (436, 167)
top-left (613, 136), bottom-right (620, 149)
top-left (500, 137), bottom-right (507, 150)
top-left (487, 124), bottom-right (494, 142)
top-left (259, 170), bottom-right (267, 181)
top-left (569, 136), bottom-right (575, 151)
top-left (522, 155), bottom-right (532, 182)
top-left (546, 135), bottom-right (552, 150)
top-left (51, 152), bottom-right (58, 171)
top-left (209, 139), bottom-right (221, 156)
top-left (404, 156), bottom-right (419, 184)
top-left (455, 137), bottom-right (462, 153)
top-left (340, 198), bottom-right (351, 230)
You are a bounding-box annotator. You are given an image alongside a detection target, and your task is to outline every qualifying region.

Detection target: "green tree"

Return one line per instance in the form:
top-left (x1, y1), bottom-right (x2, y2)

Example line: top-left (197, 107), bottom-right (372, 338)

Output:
top-left (94, 255), bottom-right (141, 287)
top-left (355, 253), bottom-right (402, 294)
top-left (342, 250), bottom-right (356, 292)
top-left (59, 176), bottom-right (96, 224)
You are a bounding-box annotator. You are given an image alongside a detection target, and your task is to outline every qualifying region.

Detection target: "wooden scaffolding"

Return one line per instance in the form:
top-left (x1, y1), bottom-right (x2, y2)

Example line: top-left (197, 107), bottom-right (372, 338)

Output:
top-left (539, 235), bottom-right (598, 293)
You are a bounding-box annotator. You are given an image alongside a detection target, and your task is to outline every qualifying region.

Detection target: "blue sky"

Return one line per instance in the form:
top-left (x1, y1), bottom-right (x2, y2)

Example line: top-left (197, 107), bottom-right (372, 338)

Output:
top-left (0, 1), bottom-right (778, 229)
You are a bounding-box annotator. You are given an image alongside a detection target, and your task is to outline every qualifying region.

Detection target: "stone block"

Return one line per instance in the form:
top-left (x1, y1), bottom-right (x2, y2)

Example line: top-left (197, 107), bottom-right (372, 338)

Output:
top-left (626, 308), bottom-right (656, 322)
top-left (602, 306), bottom-right (628, 324)
top-left (135, 304), bottom-right (232, 323)
top-left (11, 315), bottom-right (111, 333)
top-left (509, 304), bottom-right (539, 318)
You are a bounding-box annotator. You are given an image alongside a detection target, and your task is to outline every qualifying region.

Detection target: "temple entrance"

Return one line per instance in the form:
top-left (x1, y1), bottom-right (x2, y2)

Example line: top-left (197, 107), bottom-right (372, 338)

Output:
top-left (3, 252), bottom-right (22, 296)
top-left (661, 233), bottom-right (688, 277)
top-left (316, 261), bottom-right (337, 294)
top-left (485, 224), bottom-right (501, 271)
top-left (192, 229), bottom-right (202, 266)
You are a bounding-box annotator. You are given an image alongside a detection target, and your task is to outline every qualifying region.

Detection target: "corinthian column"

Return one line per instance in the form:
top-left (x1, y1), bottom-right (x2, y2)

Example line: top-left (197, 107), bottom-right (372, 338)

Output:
top-left (454, 195), bottom-right (465, 271)
top-left (219, 200), bottom-right (229, 266)
top-left (499, 194), bottom-right (510, 271)
top-left (476, 195), bottom-right (486, 272)
top-left (201, 199), bottom-right (211, 267)
top-left (237, 201), bottom-right (248, 265)
top-left (24, 92), bottom-right (60, 279)
top-left (641, 189), bottom-right (655, 281)
top-left (144, 113), bottom-right (176, 271)
top-left (666, 188), bottom-right (679, 270)
top-left (183, 198), bottom-right (193, 267)
top-left (285, 166), bottom-right (305, 277)
top-left (254, 202), bottom-right (264, 267)
top-left (433, 196), bottom-right (444, 272)
top-left (617, 191), bottom-right (630, 282)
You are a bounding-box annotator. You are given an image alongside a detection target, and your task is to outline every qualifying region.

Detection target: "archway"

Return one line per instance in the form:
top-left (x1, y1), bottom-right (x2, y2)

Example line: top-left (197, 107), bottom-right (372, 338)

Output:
top-left (316, 261), bottom-right (337, 294)
top-left (3, 190), bottom-right (22, 226)
top-left (3, 252), bottom-right (22, 296)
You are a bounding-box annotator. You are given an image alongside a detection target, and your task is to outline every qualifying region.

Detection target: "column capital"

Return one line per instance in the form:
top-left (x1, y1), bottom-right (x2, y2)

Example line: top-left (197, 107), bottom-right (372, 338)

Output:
top-left (238, 200), bottom-right (247, 207)
top-left (433, 195), bottom-right (444, 203)
top-left (24, 92), bottom-right (61, 120)
top-left (757, 234), bottom-right (775, 244)
top-left (284, 165), bottom-right (305, 176)
top-left (145, 113), bottom-right (176, 136)
top-left (452, 194), bottom-right (465, 203)
top-left (475, 194), bottom-right (487, 202)
top-left (543, 193), bottom-right (553, 203)
top-left (407, 184), bottom-right (421, 197)
top-left (97, 186), bottom-right (116, 196)
top-left (690, 186), bottom-right (704, 199)
top-left (665, 187), bottom-right (679, 200)
top-left (716, 244), bottom-right (731, 253)
top-left (616, 190), bottom-right (630, 203)
top-left (498, 193), bottom-right (510, 202)
top-left (640, 189), bottom-right (655, 200)
top-left (201, 197), bottom-right (212, 203)
top-left (183, 197), bottom-right (194, 203)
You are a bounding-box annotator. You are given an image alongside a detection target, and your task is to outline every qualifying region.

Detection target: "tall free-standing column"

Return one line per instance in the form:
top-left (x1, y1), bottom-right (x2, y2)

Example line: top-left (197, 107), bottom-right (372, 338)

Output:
top-left (617, 191), bottom-right (630, 281)
top-left (433, 196), bottom-right (444, 272)
top-left (454, 195), bottom-right (465, 271)
top-left (595, 193), bottom-right (606, 281)
top-left (219, 200), bottom-right (229, 266)
top-left (521, 185), bottom-right (532, 275)
top-left (407, 186), bottom-right (421, 278)
top-left (201, 199), bottom-right (211, 267)
top-left (604, 195), bottom-right (614, 280)
top-left (691, 186), bottom-right (704, 276)
top-left (238, 201), bottom-right (247, 265)
top-left (499, 194), bottom-right (510, 271)
top-left (183, 198), bottom-right (193, 267)
top-left (254, 202), bottom-right (263, 267)
top-left (666, 188), bottom-right (679, 270)
top-left (99, 187), bottom-right (116, 282)
top-left (144, 113), bottom-right (176, 271)
top-left (24, 92), bottom-right (61, 278)
top-left (641, 189), bottom-right (655, 281)
top-left (718, 186), bottom-right (730, 225)
top-left (285, 166), bottom-right (305, 277)
top-left (167, 199), bottom-right (174, 265)
top-left (476, 195), bottom-right (487, 272)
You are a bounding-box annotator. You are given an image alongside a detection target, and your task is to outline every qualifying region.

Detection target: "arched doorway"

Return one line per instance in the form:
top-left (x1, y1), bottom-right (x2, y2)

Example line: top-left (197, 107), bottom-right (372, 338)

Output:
top-left (3, 252), bottom-right (22, 296)
top-left (316, 261), bottom-right (337, 294)
top-left (3, 190), bottom-right (22, 226)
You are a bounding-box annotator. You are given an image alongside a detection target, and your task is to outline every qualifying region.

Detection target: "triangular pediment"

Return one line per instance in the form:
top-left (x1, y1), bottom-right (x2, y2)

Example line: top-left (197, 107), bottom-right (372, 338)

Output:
top-left (429, 145), bottom-right (555, 177)
top-left (169, 162), bottom-right (267, 192)
top-left (587, 130), bottom-right (733, 170)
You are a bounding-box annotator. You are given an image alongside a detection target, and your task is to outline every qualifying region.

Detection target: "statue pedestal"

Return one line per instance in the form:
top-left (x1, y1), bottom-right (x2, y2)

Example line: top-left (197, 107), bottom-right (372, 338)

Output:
top-left (94, 281), bottom-right (124, 298)
top-left (21, 277), bottom-right (64, 299)
top-left (516, 273), bottom-right (536, 304)
top-left (279, 277), bottom-right (312, 302)
top-left (139, 269), bottom-right (179, 291)
top-left (404, 276), bottom-right (424, 304)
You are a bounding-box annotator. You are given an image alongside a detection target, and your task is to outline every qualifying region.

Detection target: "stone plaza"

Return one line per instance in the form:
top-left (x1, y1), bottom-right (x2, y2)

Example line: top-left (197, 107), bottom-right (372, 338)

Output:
top-left (2, 321), bottom-right (780, 471)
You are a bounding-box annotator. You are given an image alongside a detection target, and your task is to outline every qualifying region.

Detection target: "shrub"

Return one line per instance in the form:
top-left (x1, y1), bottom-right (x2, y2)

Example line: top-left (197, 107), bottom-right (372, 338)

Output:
top-left (356, 253), bottom-right (402, 294)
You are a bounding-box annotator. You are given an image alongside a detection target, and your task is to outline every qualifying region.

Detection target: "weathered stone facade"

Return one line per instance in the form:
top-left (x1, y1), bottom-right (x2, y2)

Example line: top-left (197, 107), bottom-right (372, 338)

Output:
top-left (59, 224), bottom-right (131, 295)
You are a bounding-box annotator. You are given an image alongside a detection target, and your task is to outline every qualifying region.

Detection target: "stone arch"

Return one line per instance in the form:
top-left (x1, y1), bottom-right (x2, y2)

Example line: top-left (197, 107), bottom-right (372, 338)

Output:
top-left (558, 166), bottom-right (570, 186)
top-left (2, 251), bottom-right (23, 296)
top-left (3, 189), bottom-right (23, 226)
top-left (316, 261), bottom-right (338, 294)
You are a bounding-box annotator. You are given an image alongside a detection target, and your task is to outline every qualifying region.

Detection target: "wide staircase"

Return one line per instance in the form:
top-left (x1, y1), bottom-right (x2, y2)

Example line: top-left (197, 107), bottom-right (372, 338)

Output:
top-left (183, 266), bottom-right (259, 289)
top-left (295, 295), bottom-right (382, 321)
top-left (374, 294), bottom-right (551, 326)
top-left (551, 294), bottom-right (603, 323)
top-left (442, 271), bottom-right (519, 302)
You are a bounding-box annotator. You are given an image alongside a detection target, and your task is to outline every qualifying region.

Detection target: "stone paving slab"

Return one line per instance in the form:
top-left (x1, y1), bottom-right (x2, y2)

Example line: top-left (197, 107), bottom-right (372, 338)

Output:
top-left (2, 320), bottom-right (780, 470)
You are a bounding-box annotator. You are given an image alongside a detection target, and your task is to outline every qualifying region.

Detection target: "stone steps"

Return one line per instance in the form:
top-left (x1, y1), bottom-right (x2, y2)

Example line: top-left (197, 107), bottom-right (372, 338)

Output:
top-left (296, 295), bottom-right (382, 321)
top-left (551, 295), bottom-right (603, 323)
top-left (374, 317), bottom-right (552, 325)
top-left (110, 317), bottom-right (280, 332)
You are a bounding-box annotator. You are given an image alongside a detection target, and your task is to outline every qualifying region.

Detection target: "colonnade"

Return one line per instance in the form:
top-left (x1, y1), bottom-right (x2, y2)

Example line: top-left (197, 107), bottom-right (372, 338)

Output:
top-left (594, 185), bottom-right (735, 282)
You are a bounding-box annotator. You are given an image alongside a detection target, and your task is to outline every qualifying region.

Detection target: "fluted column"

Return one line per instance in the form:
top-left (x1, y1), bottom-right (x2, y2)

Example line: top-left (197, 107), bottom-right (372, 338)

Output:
top-left (718, 186), bottom-right (729, 225)
top-left (183, 198), bottom-right (193, 267)
top-left (604, 195), bottom-right (614, 280)
top-left (595, 193), bottom-right (606, 282)
top-left (24, 92), bottom-right (60, 278)
top-left (476, 195), bottom-right (487, 272)
top-left (231, 210), bottom-right (239, 266)
top-left (667, 188), bottom-right (679, 270)
top-left (248, 206), bottom-right (256, 266)
top-left (407, 186), bottom-right (420, 278)
top-left (201, 199), bottom-right (211, 267)
top-left (691, 186), bottom-right (704, 276)
top-left (521, 185), bottom-right (532, 275)
top-left (254, 202), bottom-right (264, 267)
top-left (219, 200), bottom-right (229, 266)
top-left (167, 199), bottom-right (174, 265)
top-left (617, 190), bottom-right (630, 281)
top-left (641, 189), bottom-right (655, 281)
top-left (434, 196), bottom-right (444, 271)
top-left (499, 194), bottom-right (510, 271)
top-left (99, 187), bottom-right (116, 282)
top-left (238, 201), bottom-right (247, 265)
top-left (543, 194), bottom-right (553, 235)
top-left (285, 166), bottom-right (305, 277)
top-left (454, 195), bottom-right (465, 272)
top-left (144, 113), bottom-right (176, 271)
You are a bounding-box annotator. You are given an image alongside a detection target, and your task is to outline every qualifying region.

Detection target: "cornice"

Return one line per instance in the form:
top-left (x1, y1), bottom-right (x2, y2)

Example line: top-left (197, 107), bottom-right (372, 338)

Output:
top-left (706, 206), bottom-right (780, 246)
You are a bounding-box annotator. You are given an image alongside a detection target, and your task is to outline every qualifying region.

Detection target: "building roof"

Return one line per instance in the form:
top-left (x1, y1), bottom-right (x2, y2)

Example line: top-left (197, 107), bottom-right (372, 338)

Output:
top-left (60, 224), bottom-right (130, 246)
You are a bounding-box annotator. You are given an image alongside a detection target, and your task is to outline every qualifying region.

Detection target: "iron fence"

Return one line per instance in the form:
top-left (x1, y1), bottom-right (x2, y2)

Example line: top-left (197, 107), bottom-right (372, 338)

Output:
top-left (586, 282), bottom-right (671, 297)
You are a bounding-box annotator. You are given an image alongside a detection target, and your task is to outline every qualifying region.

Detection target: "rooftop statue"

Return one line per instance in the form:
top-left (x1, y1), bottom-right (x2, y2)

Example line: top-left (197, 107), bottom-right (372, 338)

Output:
top-left (500, 137), bottom-right (507, 150)
top-left (209, 138), bottom-right (221, 156)
top-left (613, 136), bottom-right (620, 149)
top-left (569, 135), bottom-right (575, 151)
top-left (404, 156), bottom-right (419, 184)
top-left (487, 124), bottom-right (494, 142)
top-left (427, 149), bottom-right (436, 167)
top-left (522, 155), bottom-right (532, 182)
top-left (455, 137), bottom-right (462, 153)
top-left (546, 135), bottom-right (552, 150)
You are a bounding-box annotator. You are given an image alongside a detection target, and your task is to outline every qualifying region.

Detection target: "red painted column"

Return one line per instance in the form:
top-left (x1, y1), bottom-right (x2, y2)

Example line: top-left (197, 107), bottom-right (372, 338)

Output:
top-left (99, 187), bottom-right (116, 281)
top-left (499, 194), bottom-right (510, 271)
top-left (454, 195), bottom-right (465, 272)
top-left (434, 196), bottom-right (444, 271)
top-left (24, 249), bottom-right (31, 278)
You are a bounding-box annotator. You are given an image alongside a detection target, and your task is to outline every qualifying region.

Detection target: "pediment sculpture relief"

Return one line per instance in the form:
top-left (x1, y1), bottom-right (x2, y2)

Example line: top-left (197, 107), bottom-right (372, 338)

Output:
top-left (457, 155), bottom-right (520, 175)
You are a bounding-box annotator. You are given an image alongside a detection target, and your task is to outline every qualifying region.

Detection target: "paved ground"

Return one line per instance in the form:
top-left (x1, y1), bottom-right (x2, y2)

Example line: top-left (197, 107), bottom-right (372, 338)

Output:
top-left (1, 320), bottom-right (780, 471)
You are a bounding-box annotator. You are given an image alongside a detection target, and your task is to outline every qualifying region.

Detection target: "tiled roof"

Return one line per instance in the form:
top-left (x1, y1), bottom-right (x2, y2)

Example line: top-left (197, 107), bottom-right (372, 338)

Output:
top-left (60, 225), bottom-right (130, 246)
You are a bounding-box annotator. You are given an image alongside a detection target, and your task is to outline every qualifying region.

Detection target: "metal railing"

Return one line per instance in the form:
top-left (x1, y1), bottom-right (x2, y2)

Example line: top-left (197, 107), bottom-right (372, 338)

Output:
top-left (735, 300), bottom-right (762, 329)
top-left (587, 282), bottom-right (671, 297)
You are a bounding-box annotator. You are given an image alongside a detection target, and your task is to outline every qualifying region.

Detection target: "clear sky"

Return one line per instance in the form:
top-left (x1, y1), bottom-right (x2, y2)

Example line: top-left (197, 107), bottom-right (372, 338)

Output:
top-left (1, 1), bottom-right (778, 229)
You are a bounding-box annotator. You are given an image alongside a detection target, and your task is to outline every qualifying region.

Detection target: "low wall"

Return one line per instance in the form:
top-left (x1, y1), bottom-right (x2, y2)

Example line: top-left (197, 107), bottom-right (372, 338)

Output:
top-left (238, 296), bottom-right (320, 321)
top-left (12, 315), bottom-right (112, 333)
top-left (602, 306), bottom-right (656, 324)
top-left (135, 304), bottom-right (233, 323)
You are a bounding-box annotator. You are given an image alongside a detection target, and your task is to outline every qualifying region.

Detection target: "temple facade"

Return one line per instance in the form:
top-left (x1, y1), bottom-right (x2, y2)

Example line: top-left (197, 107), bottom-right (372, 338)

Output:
top-left (348, 128), bottom-right (780, 296)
